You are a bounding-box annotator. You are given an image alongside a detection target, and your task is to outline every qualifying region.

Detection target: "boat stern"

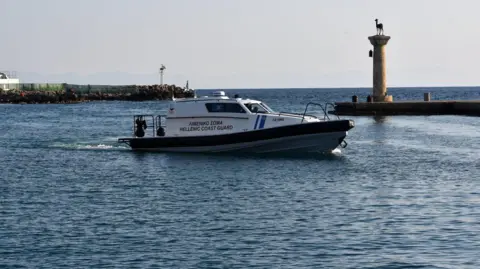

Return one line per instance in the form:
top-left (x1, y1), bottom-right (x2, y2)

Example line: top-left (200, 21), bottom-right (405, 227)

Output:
top-left (118, 138), bottom-right (132, 147)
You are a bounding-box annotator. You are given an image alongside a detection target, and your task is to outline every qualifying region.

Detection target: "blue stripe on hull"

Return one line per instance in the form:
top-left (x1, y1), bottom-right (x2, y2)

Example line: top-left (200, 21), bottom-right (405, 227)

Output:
top-left (259, 115), bottom-right (267, 129)
top-left (253, 115), bottom-right (260, 129)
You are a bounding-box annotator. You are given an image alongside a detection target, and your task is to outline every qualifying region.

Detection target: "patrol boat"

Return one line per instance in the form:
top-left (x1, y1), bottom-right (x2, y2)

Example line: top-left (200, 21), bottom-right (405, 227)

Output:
top-left (117, 91), bottom-right (354, 153)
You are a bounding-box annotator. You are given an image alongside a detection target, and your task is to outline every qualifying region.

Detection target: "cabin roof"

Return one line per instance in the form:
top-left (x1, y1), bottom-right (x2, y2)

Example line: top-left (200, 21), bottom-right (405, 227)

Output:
top-left (173, 90), bottom-right (261, 104)
top-left (174, 96), bottom-right (231, 103)
top-left (174, 97), bottom-right (260, 103)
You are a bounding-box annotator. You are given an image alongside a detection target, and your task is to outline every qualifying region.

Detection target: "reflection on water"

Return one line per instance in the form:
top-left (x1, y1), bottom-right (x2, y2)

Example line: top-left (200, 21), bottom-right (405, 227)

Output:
top-left (132, 149), bottom-right (348, 162)
top-left (373, 115), bottom-right (390, 124)
top-left (364, 116), bottom-right (390, 145)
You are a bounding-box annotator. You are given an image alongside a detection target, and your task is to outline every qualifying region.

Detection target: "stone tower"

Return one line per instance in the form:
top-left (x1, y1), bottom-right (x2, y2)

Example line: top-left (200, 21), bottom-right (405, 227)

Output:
top-left (368, 35), bottom-right (393, 102)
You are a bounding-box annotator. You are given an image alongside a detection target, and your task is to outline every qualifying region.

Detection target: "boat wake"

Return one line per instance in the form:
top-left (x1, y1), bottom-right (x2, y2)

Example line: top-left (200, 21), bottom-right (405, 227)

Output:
top-left (49, 142), bottom-right (129, 151)
top-left (332, 148), bottom-right (342, 154)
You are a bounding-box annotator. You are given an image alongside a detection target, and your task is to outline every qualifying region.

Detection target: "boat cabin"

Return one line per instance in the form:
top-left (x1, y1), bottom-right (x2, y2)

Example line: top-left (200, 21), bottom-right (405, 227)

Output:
top-left (129, 91), bottom-right (335, 138)
top-left (129, 90), bottom-right (328, 138)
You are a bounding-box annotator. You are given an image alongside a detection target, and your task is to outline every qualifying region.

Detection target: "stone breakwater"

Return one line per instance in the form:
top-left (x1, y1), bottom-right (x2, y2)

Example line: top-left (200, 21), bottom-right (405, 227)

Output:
top-left (0, 84), bottom-right (194, 104)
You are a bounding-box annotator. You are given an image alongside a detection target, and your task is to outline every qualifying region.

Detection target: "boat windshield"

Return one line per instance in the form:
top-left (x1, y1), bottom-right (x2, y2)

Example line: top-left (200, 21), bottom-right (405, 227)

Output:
top-left (244, 102), bottom-right (275, 113)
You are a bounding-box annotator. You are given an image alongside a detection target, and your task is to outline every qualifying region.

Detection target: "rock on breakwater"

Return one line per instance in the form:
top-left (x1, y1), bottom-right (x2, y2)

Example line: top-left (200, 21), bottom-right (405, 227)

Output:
top-left (0, 84), bottom-right (194, 104)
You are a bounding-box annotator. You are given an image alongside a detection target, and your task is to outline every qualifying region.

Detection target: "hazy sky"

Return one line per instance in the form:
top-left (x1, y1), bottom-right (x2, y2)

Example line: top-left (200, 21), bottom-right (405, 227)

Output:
top-left (2, 0), bottom-right (480, 88)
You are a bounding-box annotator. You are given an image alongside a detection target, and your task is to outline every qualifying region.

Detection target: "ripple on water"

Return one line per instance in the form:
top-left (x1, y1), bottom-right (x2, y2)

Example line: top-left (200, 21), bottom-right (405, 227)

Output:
top-left (1, 90), bottom-right (480, 268)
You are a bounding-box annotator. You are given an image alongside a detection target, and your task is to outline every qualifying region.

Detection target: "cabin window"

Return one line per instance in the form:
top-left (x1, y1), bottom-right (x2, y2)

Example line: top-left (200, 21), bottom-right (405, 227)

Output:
top-left (205, 103), bottom-right (246, 113)
top-left (244, 103), bottom-right (273, 113)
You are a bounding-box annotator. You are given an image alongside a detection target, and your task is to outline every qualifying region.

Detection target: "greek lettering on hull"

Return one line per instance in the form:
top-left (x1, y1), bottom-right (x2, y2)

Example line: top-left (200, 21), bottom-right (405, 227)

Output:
top-left (180, 120), bottom-right (233, 132)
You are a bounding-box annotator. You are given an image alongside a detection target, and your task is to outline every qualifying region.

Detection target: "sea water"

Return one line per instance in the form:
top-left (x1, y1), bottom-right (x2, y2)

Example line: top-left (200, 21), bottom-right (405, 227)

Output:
top-left (1, 87), bottom-right (480, 268)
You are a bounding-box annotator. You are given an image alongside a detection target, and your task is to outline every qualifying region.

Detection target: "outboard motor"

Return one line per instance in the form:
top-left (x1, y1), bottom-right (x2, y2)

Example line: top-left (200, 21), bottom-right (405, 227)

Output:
top-left (135, 116), bottom-right (147, 137)
top-left (156, 126), bottom-right (165, 137)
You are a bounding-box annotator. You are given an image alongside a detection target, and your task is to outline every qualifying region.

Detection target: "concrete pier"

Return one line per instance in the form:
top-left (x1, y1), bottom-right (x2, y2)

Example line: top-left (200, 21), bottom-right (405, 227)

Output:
top-left (332, 100), bottom-right (480, 116)
top-left (369, 35), bottom-right (392, 102)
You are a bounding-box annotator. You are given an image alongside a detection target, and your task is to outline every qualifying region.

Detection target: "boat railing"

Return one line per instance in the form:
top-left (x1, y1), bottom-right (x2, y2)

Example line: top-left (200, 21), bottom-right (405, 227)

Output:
top-left (324, 102), bottom-right (340, 120)
top-left (277, 111), bottom-right (319, 119)
top-left (155, 115), bottom-right (167, 128)
top-left (131, 114), bottom-right (167, 138)
top-left (265, 102), bottom-right (341, 122)
top-left (300, 102), bottom-right (340, 123)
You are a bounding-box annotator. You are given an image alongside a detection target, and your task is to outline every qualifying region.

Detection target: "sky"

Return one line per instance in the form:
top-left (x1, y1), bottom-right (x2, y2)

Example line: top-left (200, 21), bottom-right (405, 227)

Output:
top-left (1, 0), bottom-right (480, 88)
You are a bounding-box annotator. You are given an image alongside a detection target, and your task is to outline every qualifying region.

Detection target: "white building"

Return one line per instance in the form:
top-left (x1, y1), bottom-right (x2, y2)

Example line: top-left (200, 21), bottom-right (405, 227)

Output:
top-left (0, 71), bottom-right (20, 91)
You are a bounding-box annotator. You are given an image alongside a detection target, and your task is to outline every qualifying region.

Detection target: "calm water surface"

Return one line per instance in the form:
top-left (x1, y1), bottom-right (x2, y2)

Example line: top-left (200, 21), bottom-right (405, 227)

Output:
top-left (1, 87), bottom-right (480, 268)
